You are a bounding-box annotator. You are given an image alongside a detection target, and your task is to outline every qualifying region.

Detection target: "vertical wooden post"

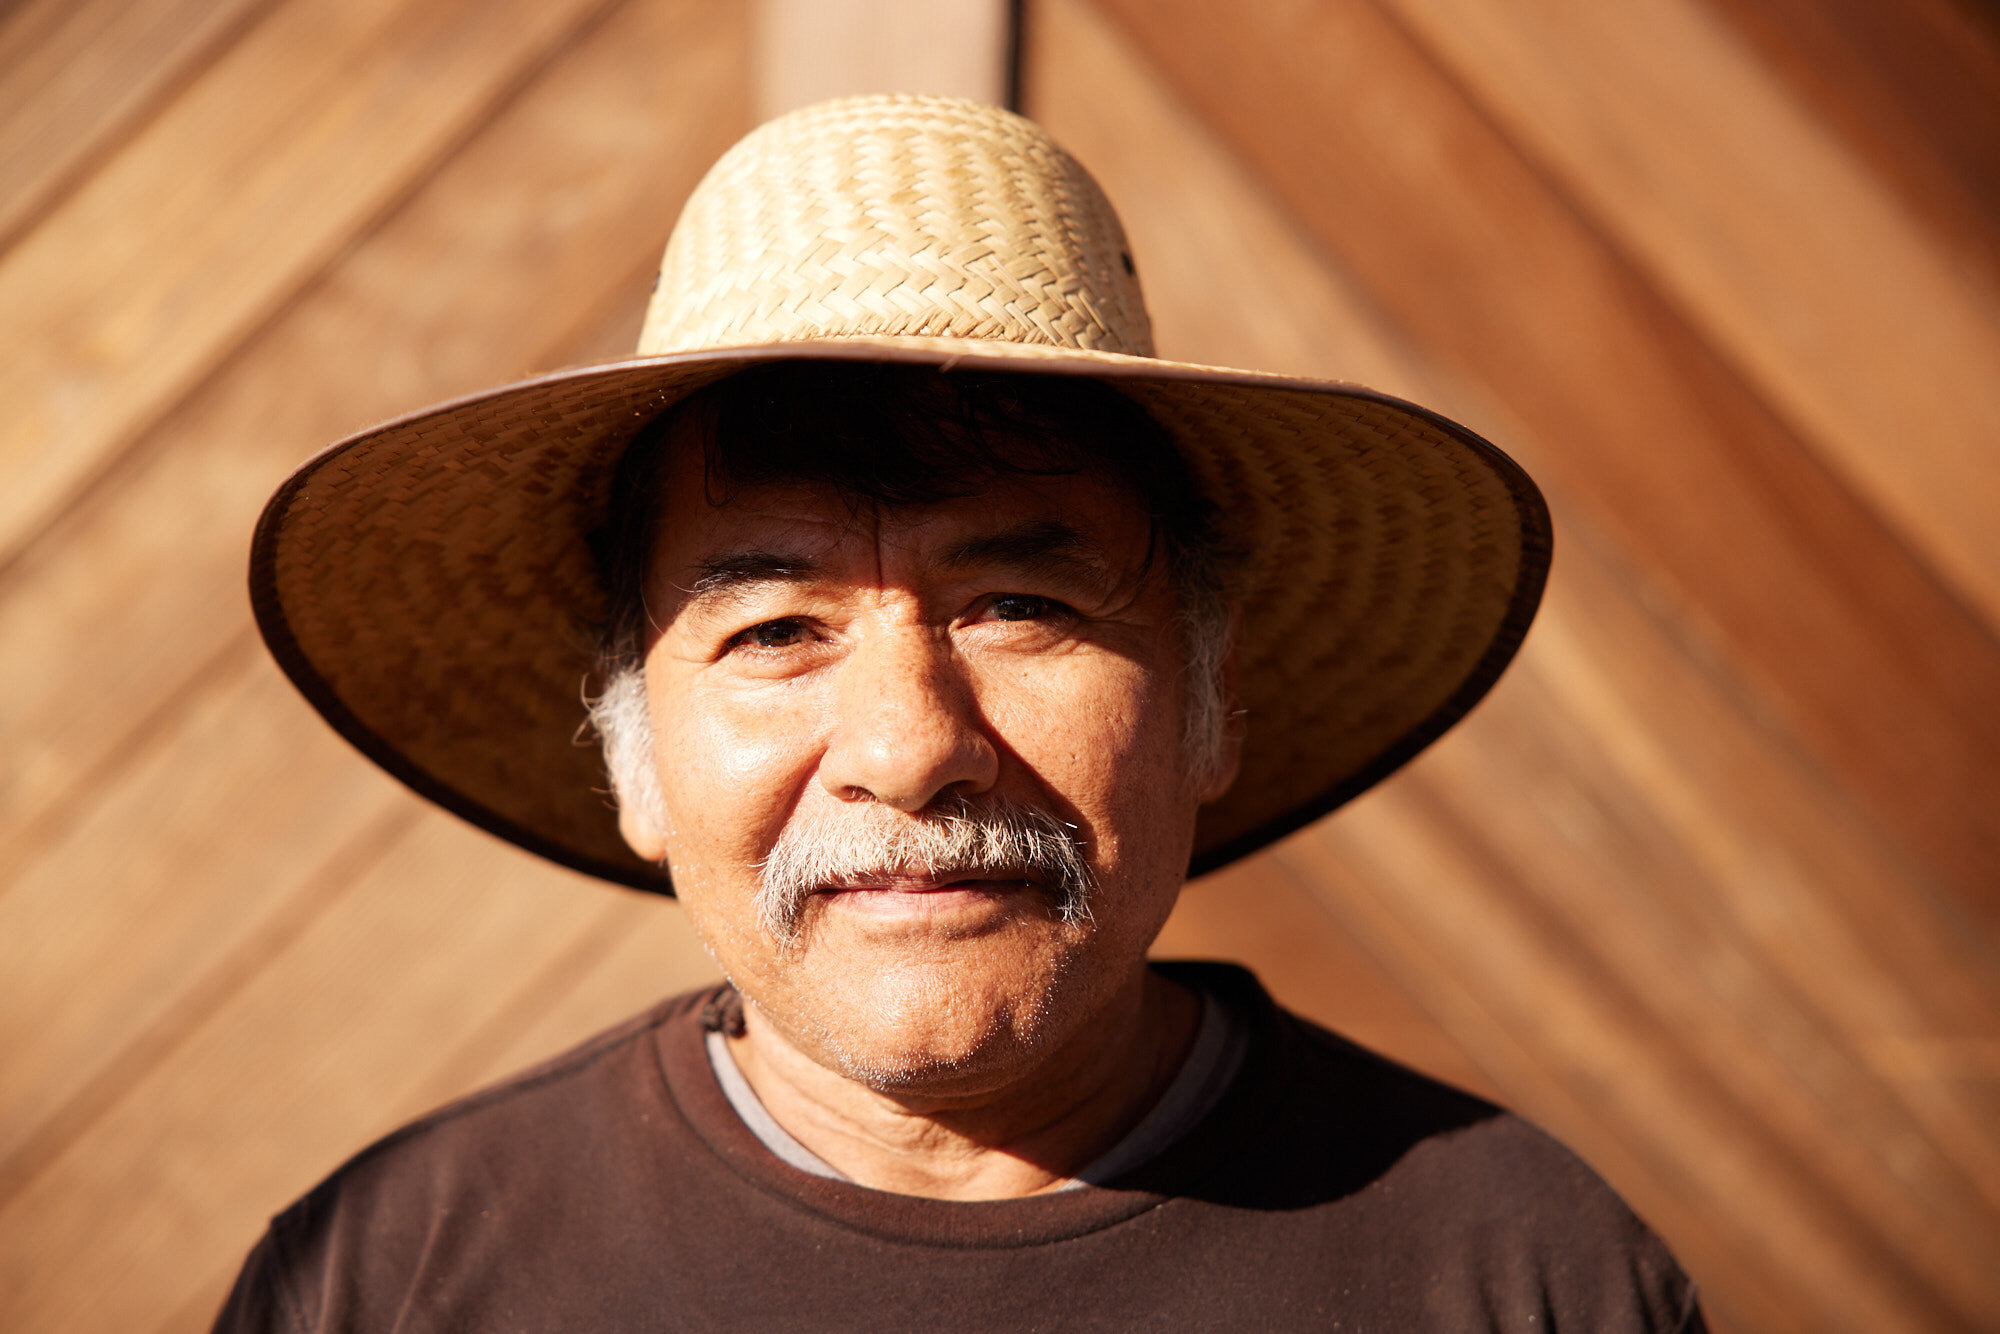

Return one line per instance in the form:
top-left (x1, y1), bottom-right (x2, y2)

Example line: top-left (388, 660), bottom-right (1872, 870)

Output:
top-left (753, 0), bottom-right (1018, 119)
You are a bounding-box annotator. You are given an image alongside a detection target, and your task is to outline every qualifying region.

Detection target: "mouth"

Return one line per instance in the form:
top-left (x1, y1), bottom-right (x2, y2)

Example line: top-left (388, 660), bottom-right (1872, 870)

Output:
top-left (756, 796), bottom-right (1096, 940)
top-left (822, 871), bottom-right (1030, 892)
top-left (812, 873), bottom-right (1037, 917)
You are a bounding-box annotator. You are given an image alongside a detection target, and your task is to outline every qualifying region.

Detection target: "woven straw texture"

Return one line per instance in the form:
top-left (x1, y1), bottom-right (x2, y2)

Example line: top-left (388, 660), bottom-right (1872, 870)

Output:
top-left (643, 98), bottom-right (1152, 356)
top-left (251, 96), bottom-right (1548, 892)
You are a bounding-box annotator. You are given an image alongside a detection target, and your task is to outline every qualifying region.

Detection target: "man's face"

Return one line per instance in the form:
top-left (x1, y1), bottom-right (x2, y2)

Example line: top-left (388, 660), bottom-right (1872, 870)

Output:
top-left (623, 429), bottom-right (1233, 1097)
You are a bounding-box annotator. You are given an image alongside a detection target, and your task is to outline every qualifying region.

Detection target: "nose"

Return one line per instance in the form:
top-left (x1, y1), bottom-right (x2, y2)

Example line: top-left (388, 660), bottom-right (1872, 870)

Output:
top-left (817, 627), bottom-right (998, 810)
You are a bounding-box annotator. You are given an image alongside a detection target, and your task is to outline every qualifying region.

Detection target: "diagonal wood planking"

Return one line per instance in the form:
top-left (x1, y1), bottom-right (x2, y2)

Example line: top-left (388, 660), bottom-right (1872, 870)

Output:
top-left (139, 894), bottom-right (722, 1334)
top-left (1292, 559), bottom-right (2000, 1331)
top-left (0, 809), bottom-right (712, 1331)
top-left (0, 0), bottom-right (746, 873)
top-left (1155, 860), bottom-right (1496, 1100)
top-left (1085, 0), bottom-right (2000, 930)
top-left (0, 0), bottom-right (625, 575)
top-left (1380, 0), bottom-right (2000, 710)
top-left (1702, 0), bottom-right (2000, 284)
top-left (0, 1), bottom-right (747, 1329)
top-left (0, 0), bottom-right (279, 252)
top-left (1039, 0), bottom-right (2000, 1330)
top-left (1352, 569), bottom-right (2000, 1328)
top-left (0, 647), bottom-right (418, 1186)
top-left (1020, 0), bottom-right (1507, 1104)
top-left (6, 0), bottom-right (1997, 1330)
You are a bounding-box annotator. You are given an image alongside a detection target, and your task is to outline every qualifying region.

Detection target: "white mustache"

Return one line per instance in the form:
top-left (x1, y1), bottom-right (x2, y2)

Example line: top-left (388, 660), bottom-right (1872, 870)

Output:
top-left (756, 796), bottom-right (1095, 941)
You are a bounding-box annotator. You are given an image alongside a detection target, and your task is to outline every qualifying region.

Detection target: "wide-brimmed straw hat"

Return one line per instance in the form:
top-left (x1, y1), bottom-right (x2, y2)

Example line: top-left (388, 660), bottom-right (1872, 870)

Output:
top-left (251, 95), bottom-right (1549, 894)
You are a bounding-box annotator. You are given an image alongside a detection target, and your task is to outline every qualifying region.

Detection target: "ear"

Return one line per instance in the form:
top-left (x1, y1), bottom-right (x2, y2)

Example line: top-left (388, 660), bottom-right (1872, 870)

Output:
top-left (618, 799), bottom-right (668, 864)
top-left (1197, 609), bottom-right (1245, 804)
top-left (1197, 711), bottom-right (1245, 805)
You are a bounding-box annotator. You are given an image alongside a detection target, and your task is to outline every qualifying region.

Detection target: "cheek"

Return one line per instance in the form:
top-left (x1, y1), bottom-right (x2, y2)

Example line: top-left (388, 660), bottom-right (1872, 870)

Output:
top-left (647, 677), bottom-right (823, 870)
top-left (982, 652), bottom-right (1188, 841)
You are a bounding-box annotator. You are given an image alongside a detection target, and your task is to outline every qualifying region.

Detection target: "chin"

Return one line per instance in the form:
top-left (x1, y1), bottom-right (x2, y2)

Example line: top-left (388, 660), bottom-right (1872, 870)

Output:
top-left (783, 955), bottom-right (1079, 1097)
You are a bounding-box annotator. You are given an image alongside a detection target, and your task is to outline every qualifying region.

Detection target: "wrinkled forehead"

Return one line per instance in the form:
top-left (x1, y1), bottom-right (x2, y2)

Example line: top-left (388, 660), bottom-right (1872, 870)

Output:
top-left (646, 433), bottom-right (1163, 599)
top-left (591, 362), bottom-right (1210, 654)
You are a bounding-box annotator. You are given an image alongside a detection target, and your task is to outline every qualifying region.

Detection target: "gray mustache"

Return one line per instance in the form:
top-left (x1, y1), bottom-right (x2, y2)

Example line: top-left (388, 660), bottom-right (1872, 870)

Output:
top-left (756, 796), bottom-right (1095, 941)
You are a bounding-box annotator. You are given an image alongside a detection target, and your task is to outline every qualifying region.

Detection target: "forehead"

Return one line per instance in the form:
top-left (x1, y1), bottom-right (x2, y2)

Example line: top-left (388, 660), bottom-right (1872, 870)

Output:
top-left (647, 428), bottom-right (1161, 580)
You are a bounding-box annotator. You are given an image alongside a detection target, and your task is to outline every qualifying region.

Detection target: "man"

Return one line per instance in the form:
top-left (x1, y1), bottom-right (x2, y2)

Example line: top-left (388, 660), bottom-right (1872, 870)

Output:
top-left (226, 96), bottom-right (1704, 1329)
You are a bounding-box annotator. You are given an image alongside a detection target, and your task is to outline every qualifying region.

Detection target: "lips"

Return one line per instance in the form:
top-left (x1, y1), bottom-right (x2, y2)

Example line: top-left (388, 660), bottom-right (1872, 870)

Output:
top-left (818, 872), bottom-right (1031, 895)
top-left (809, 875), bottom-right (1040, 925)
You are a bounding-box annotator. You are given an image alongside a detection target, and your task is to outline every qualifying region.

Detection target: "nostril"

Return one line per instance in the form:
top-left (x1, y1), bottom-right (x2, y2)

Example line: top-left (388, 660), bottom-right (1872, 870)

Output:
top-left (818, 644), bottom-right (1000, 809)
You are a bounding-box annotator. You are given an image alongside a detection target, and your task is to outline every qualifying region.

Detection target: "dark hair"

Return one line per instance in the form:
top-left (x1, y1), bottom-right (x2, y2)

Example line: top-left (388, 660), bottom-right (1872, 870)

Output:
top-left (591, 361), bottom-right (1231, 671)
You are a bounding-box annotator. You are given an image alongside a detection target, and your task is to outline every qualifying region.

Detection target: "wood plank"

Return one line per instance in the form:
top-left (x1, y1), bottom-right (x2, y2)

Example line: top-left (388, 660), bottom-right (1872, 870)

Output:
top-left (0, 0), bottom-right (622, 575)
top-left (0, 807), bottom-right (713, 1334)
top-left (401, 889), bottom-right (720, 1123)
top-left (1286, 507), bottom-right (2000, 1334)
top-left (1024, 3), bottom-right (1439, 394)
top-left (0, 0), bottom-right (276, 253)
top-left (0, 649), bottom-right (415, 1186)
top-left (0, 0), bottom-right (746, 1314)
top-left (143, 897), bottom-right (717, 1334)
top-left (1023, 0), bottom-right (1496, 1102)
top-left (1034, 3), bottom-right (2000, 1329)
top-left (1410, 570), bottom-right (2000, 1318)
top-left (1154, 859), bottom-right (1496, 1099)
top-left (754, 0), bottom-right (1013, 118)
top-left (0, 0), bottom-right (748, 864)
top-left (1379, 0), bottom-right (2000, 662)
top-left (1083, 0), bottom-right (2000, 930)
top-left (1287, 787), bottom-right (1966, 1334)
top-left (153, 897), bottom-right (721, 1334)
top-left (1700, 0), bottom-right (2000, 284)
top-left (1290, 551), bottom-right (2000, 1330)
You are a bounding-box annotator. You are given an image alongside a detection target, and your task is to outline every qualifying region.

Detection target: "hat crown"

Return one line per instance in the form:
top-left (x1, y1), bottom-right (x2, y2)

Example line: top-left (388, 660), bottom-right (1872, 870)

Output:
top-left (638, 95), bottom-right (1155, 358)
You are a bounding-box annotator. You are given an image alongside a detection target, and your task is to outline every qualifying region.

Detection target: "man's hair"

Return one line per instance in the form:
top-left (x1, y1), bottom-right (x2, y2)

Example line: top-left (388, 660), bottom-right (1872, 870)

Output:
top-left (585, 362), bottom-right (1238, 836)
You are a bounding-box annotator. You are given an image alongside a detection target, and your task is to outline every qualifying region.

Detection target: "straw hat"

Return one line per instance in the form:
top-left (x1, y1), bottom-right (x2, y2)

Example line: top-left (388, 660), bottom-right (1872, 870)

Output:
top-left (250, 95), bottom-right (1549, 893)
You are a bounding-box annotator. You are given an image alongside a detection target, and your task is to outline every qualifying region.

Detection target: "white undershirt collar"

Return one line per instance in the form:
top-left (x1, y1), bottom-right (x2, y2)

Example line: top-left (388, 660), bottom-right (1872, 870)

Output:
top-left (704, 983), bottom-right (1249, 1189)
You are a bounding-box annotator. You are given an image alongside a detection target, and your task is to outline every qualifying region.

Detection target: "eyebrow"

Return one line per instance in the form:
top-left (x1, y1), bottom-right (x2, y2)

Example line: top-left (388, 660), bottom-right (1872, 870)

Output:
top-left (678, 550), bottom-right (823, 612)
top-left (673, 521), bottom-right (1117, 619)
top-left (938, 519), bottom-right (1112, 588)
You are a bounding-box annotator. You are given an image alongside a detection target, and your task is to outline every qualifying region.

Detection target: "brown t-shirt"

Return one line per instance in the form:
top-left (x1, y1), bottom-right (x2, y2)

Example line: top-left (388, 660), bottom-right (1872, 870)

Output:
top-left (213, 963), bottom-right (1704, 1332)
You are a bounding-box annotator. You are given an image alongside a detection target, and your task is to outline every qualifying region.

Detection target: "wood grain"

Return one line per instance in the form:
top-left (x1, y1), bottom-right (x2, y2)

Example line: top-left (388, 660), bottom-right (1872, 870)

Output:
top-left (5, 0), bottom-right (1996, 1331)
top-left (0, 809), bottom-right (712, 1334)
top-left (1025, 0), bottom-right (1496, 1105)
top-left (0, 0), bottom-right (622, 575)
top-left (1041, 1), bottom-right (2000, 1329)
top-left (153, 898), bottom-right (721, 1334)
top-left (0, 0), bottom-right (747, 872)
top-left (0, 0), bottom-right (276, 252)
top-left (1085, 0), bottom-right (2000, 930)
top-left (0, 650), bottom-right (414, 1183)
top-left (754, 0), bottom-right (1012, 118)
top-left (0, 2), bottom-right (746, 1326)
top-left (1702, 0), bottom-right (2000, 284)
top-left (1288, 539), bottom-right (2000, 1329)
top-left (1382, 0), bottom-right (2000, 658)
top-left (1154, 860), bottom-right (1496, 1099)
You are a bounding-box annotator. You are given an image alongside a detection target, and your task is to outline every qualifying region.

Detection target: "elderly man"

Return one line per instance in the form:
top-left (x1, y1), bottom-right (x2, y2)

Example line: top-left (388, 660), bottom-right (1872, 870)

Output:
top-left (222, 97), bottom-right (1704, 1330)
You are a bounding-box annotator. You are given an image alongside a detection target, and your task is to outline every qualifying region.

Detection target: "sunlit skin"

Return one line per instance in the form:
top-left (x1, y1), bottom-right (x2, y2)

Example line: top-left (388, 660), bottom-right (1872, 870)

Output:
top-left (620, 429), bottom-right (1240, 1200)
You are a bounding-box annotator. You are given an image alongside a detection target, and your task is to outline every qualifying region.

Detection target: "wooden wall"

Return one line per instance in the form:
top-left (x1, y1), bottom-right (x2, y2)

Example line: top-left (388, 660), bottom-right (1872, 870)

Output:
top-left (1, 2), bottom-right (1995, 1331)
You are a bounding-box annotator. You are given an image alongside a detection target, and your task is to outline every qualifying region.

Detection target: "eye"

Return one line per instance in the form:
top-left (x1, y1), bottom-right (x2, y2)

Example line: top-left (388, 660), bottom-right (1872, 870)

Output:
top-left (989, 594), bottom-right (1063, 622)
top-left (731, 618), bottom-right (810, 650)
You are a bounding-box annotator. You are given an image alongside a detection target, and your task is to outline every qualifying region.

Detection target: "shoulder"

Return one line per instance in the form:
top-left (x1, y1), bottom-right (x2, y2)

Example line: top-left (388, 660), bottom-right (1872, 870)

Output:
top-left (214, 987), bottom-right (717, 1333)
top-left (1152, 962), bottom-right (1704, 1332)
top-left (1279, 1000), bottom-right (1643, 1238)
top-left (1153, 959), bottom-right (1507, 1200)
top-left (310, 989), bottom-right (691, 1197)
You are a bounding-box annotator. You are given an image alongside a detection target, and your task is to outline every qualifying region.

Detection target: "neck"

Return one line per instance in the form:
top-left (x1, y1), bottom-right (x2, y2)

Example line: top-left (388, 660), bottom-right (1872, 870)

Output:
top-left (725, 967), bottom-right (1199, 1200)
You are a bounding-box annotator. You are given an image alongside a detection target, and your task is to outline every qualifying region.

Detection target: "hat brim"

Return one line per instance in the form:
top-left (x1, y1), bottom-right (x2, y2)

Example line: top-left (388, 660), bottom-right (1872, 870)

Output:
top-left (250, 337), bottom-right (1549, 893)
